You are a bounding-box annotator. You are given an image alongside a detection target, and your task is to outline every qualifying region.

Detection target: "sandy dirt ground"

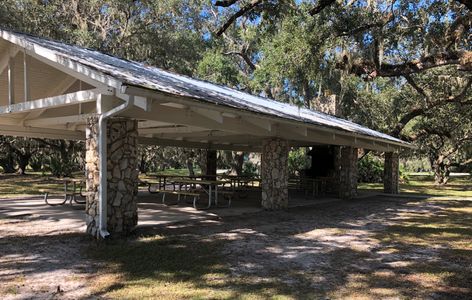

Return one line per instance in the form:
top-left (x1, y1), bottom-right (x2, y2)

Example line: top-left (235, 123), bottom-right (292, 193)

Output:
top-left (1, 195), bottom-right (471, 299)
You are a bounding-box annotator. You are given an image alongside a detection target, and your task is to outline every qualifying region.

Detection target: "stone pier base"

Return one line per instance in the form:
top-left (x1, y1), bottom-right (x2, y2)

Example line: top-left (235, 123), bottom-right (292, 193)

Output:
top-left (384, 152), bottom-right (399, 194)
top-left (338, 146), bottom-right (358, 199)
top-left (261, 138), bottom-right (289, 210)
top-left (85, 116), bottom-right (139, 238)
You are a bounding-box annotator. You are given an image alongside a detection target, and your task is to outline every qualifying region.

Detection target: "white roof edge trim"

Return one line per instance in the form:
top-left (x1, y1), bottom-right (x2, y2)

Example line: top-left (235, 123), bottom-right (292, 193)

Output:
top-left (0, 30), bottom-right (123, 90)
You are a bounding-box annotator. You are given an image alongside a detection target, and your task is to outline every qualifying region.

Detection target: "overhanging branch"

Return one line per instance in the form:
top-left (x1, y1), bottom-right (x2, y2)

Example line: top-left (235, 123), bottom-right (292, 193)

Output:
top-left (341, 50), bottom-right (472, 79)
top-left (216, 0), bottom-right (263, 36)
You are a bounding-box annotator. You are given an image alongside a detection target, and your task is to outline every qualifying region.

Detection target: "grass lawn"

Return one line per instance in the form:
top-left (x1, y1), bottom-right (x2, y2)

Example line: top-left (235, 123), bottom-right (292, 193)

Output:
top-left (359, 174), bottom-right (472, 197)
top-left (0, 169), bottom-right (197, 197)
top-left (0, 172), bottom-right (471, 299)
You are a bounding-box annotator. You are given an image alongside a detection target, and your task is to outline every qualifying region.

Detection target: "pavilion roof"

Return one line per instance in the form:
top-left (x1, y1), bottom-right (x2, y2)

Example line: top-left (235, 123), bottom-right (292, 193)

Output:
top-left (0, 30), bottom-right (413, 150)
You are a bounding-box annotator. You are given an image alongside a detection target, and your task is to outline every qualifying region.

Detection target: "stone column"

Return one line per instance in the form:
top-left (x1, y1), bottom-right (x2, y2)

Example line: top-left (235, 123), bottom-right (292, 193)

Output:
top-left (338, 146), bottom-right (358, 199)
top-left (85, 116), bottom-right (139, 238)
top-left (261, 138), bottom-right (289, 210)
top-left (384, 152), bottom-right (399, 194)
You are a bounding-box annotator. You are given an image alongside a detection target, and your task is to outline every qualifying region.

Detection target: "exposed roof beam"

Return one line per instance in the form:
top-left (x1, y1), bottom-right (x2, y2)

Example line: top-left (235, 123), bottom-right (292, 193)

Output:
top-left (123, 104), bottom-right (271, 136)
top-left (0, 117), bottom-right (22, 126)
top-left (138, 125), bottom-right (209, 135)
top-left (0, 90), bottom-right (99, 115)
top-left (24, 113), bottom-right (91, 127)
top-left (243, 117), bottom-right (273, 132)
top-left (190, 107), bottom-right (223, 123)
top-left (139, 137), bottom-right (260, 152)
top-left (0, 125), bottom-right (83, 140)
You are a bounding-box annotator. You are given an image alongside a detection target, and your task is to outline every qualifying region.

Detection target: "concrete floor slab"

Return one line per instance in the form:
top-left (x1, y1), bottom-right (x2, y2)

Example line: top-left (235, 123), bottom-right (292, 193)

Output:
top-left (0, 190), bottom-right (379, 233)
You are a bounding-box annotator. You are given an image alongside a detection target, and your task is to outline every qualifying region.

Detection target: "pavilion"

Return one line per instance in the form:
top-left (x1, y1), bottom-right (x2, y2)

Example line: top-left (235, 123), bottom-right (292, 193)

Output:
top-left (0, 30), bottom-right (413, 238)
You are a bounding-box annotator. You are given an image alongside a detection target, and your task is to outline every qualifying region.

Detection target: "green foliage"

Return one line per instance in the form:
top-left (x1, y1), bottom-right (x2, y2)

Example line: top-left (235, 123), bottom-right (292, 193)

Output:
top-left (29, 156), bottom-right (43, 172)
top-left (288, 148), bottom-right (310, 176)
top-left (197, 51), bottom-right (241, 86)
top-left (242, 161), bottom-right (259, 177)
top-left (45, 154), bottom-right (79, 178)
top-left (358, 154), bottom-right (384, 183)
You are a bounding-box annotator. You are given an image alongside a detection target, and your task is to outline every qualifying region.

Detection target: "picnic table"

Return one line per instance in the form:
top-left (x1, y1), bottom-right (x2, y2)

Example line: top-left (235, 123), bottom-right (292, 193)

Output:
top-left (44, 178), bottom-right (86, 206)
top-left (172, 178), bottom-right (231, 209)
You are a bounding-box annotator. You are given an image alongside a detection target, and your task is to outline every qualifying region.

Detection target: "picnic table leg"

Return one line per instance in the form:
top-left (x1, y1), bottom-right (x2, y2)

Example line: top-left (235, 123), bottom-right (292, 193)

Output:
top-left (65, 181), bottom-right (72, 204)
top-left (208, 185), bottom-right (213, 208)
top-left (44, 192), bottom-right (68, 206)
top-left (72, 181), bottom-right (77, 203)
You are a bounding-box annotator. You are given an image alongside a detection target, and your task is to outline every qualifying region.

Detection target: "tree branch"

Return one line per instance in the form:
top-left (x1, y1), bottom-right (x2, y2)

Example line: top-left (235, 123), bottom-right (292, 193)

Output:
top-left (390, 79), bottom-right (472, 137)
top-left (337, 12), bottom-right (393, 37)
top-left (215, 0), bottom-right (240, 7)
top-left (309, 0), bottom-right (336, 16)
top-left (340, 50), bottom-right (472, 79)
top-left (455, 0), bottom-right (472, 10)
top-left (404, 74), bottom-right (429, 100)
top-left (216, 0), bottom-right (263, 36)
top-left (223, 50), bottom-right (257, 70)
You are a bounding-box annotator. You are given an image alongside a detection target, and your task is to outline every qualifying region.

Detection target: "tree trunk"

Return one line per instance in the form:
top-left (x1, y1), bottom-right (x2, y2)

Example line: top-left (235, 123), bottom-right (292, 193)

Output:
top-left (17, 153), bottom-right (31, 175)
top-left (139, 153), bottom-right (148, 174)
top-left (187, 159), bottom-right (195, 177)
top-left (233, 152), bottom-right (245, 176)
top-left (430, 155), bottom-right (450, 185)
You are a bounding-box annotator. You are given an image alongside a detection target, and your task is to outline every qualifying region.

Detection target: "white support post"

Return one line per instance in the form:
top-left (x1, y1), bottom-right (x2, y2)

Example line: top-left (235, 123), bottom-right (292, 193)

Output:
top-left (8, 50), bottom-right (15, 105)
top-left (23, 50), bottom-right (30, 103)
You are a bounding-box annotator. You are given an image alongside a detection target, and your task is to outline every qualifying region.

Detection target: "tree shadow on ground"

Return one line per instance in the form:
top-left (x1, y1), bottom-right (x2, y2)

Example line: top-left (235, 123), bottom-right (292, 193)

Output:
top-left (84, 196), bottom-right (472, 299)
top-left (1, 195), bottom-right (471, 299)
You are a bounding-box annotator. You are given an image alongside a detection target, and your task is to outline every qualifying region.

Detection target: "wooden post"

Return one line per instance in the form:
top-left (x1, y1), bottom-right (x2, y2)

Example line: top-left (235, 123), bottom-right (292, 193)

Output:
top-left (8, 50), bottom-right (15, 105)
top-left (23, 50), bottom-right (30, 102)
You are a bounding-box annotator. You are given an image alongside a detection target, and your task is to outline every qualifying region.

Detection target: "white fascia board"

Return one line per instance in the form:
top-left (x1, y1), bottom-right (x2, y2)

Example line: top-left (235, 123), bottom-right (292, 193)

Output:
top-left (0, 30), bottom-right (122, 90)
top-left (0, 90), bottom-right (99, 115)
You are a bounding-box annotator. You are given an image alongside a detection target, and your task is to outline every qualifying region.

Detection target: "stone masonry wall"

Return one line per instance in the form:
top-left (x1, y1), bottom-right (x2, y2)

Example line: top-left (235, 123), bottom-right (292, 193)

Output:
top-left (338, 146), bottom-right (358, 199)
top-left (85, 116), bottom-right (139, 238)
top-left (384, 152), bottom-right (399, 194)
top-left (261, 138), bottom-right (289, 210)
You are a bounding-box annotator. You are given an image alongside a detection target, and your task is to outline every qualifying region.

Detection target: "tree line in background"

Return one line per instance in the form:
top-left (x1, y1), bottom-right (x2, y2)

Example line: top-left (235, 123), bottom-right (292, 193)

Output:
top-left (0, 0), bottom-right (470, 183)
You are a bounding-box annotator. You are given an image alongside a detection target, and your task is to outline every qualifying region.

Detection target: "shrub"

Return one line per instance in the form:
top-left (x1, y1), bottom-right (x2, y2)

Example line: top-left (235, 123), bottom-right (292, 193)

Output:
top-left (358, 154), bottom-right (384, 183)
top-left (29, 156), bottom-right (43, 172)
top-left (288, 148), bottom-right (310, 176)
top-left (242, 161), bottom-right (259, 177)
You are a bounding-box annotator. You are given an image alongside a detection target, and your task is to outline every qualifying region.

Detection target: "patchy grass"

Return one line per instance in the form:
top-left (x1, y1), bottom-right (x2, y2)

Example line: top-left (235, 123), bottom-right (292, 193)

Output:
top-left (86, 235), bottom-right (297, 299)
top-left (0, 173), bottom-right (66, 197)
top-left (359, 174), bottom-right (472, 197)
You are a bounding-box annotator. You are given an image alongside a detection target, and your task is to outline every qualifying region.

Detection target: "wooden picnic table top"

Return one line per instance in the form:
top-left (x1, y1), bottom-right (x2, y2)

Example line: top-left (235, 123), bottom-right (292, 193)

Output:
top-left (171, 178), bottom-right (228, 185)
top-left (56, 178), bottom-right (85, 183)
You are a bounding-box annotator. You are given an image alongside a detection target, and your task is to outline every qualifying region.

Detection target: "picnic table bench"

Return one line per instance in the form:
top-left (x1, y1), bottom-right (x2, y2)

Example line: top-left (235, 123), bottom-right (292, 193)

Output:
top-left (144, 177), bottom-right (234, 209)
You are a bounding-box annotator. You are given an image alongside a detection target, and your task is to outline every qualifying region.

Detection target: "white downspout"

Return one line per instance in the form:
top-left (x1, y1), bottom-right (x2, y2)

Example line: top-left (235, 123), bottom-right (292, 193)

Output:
top-left (97, 92), bottom-right (134, 238)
